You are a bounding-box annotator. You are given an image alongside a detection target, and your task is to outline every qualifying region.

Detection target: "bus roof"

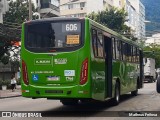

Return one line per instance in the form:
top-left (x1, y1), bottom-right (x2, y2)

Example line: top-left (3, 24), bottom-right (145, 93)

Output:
top-left (25, 17), bottom-right (85, 24)
top-left (87, 18), bottom-right (142, 49)
top-left (24, 17), bottom-right (142, 49)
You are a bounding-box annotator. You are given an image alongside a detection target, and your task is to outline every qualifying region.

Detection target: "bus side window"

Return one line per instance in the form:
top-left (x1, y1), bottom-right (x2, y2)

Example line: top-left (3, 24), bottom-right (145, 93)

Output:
top-left (117, 40), bottom-right (122, 60)
top-left (120, 41), bottom-right (123, 60)
top-left (122, 42), bottom-right (126, 61)
top-left (91, 28), bottom-right (104, 58)
top-left (115, 39), bottom-right (120, 60)
top-left (112, 37), bottom-right (116, 59)
top-left (91, 29), bottom-right (98, 57)
top-left (126, 44), bottom-right (132, 62)
top-left (97, 31), bottom-right (104, 58)
top-left (124, 43), bottom-right (129, 61)
top-left (131, 46), bottom-right (134, 62)
top-left (133, 47), bottom-right (136, 63)
top-left (137, 48), bottom-right (140, 63)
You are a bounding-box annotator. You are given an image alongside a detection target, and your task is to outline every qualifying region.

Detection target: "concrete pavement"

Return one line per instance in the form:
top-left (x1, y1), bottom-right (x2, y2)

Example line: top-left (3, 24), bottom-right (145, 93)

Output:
top-left (0, 85), bottom-right (21, 99)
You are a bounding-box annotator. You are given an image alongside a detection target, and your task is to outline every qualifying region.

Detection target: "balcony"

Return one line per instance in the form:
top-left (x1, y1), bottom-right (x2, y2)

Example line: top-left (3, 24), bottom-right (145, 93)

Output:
top-left (39, 2), bottom-right (60, 17)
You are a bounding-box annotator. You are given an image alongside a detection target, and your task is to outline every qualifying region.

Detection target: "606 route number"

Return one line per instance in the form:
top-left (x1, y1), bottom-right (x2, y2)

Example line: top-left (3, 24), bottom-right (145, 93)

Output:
top-left (66, 24), bottom-right (77, 31)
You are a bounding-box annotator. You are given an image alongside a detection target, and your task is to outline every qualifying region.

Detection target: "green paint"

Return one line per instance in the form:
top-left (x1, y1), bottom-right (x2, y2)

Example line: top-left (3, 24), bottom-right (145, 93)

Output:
top-left (21, 18), bottom-right (142, 102)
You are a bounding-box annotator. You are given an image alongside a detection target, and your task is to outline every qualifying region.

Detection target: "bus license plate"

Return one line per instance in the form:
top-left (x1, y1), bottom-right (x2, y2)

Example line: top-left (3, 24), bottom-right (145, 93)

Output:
top-left (47, 76), bottom-right (60, 81)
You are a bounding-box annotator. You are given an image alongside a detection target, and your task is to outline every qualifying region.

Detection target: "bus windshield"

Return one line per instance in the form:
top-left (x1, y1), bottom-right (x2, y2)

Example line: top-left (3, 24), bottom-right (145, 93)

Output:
top-left (25, 21), bottom-right (82, 52)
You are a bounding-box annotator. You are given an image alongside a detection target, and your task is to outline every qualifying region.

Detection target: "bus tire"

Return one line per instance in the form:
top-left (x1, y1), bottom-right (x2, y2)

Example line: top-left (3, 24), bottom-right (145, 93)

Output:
top-left (112, 83), bottom-right (120, 106)
top-left (60, 99), bottom-right (79, 106)
top-left (156, 77), bottom-right (160, 93)
top-left (149, 77), bottom-right (153, 83)
top-left (131, 88), bottom-right (138, 96)
top-left (131, 80), bottom-right (138, 96)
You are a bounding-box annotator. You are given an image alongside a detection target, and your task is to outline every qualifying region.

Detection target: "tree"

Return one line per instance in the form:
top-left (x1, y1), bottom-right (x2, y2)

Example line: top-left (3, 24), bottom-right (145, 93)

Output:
top-left (87, 7), bottom-right (136, 40)
top-left (143, 44), bottom-right (160, 68)
top-left (0, 0), bottom-right (38, 65)
top-left (4, 0), bottom-right (38, 24)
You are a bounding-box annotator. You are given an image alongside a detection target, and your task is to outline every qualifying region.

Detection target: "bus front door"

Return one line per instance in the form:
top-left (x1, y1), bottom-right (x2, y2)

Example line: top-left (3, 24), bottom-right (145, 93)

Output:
top-left (104, 36), bottom-right (112, 98)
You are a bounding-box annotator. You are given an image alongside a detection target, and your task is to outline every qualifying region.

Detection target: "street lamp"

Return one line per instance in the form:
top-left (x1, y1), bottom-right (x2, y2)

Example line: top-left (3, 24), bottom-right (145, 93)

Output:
top-left (29, 0), bottom-right (32, 20)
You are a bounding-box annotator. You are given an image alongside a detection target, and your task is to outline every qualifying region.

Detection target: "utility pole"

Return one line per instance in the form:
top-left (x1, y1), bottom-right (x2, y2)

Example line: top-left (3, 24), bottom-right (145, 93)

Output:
top-left (29, 0), bottom-right (32, 20)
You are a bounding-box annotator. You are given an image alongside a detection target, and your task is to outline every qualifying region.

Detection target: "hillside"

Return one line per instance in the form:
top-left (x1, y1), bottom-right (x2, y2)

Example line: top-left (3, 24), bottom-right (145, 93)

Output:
top-left (141, 0), bottom-right (160, 36)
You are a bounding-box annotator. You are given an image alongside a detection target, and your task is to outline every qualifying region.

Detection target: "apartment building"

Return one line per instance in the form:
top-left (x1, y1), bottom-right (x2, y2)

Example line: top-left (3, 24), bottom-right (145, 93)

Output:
top-left (113, 0), bottom-right (125, 9)
top-left (103, 0), bottom-right (113, 10)
top-left (127, 0), bottom-right (145, 40)
top-left (35, 0), bottom-right (145, 42)
top-left (145, 33), bottom-right (160, 46)
top-left (125, 0), bottom-right (138, 37)
top-left (60, 0), bottom-right (104, 17)
top-left (36, 0), bottom-right (60, 18)
top-left (104, 0), bottom-right (145, 41)
top-left (0, 0), bottom-right (9, 23)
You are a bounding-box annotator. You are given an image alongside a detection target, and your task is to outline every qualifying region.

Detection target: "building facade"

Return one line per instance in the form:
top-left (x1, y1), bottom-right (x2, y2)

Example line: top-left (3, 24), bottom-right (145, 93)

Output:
top-left (125, 0), bottom-right (138, 37)
top-left (104, 0), bottom-right (145, 42)
top-left (145, 33), bottom-right (160, 46)
top-left (103, 0), bottom-right (113, 10)
top-left (60, 0), bottom-right (104, 17)
top-left (36, 0), bottom-right (60, 18)
top-left (112, 0), bottom-right (125, 9)
top-left (103, 0), bottom-right (145, 42)
top-left (127, 0), bottom-right (145, 41)
top-left (35, 0), bottom-right (145, 42)
top-left (0, 0), bottom-right (9, 23)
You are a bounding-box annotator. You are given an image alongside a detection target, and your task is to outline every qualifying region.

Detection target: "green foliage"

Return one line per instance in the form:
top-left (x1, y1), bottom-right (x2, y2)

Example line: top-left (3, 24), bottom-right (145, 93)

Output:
top-left (0, 80), bottom-right (9, 86)
top-left (0, 80), bottom-right (11, 90)
top-left (4, 0), bottom-right (38, 24)
top-left (143, 44), bottom-right (160, 68)
top-left (87, 7), bottom-right (137, 41)
top-left (0, 45), bottom-right (9, 64)
top-left (1, 0), bottom-right (37, 64)
top-left (1, 55), bottom-right (9, 65)
top-left (87, 8), bottom-right (127, 32)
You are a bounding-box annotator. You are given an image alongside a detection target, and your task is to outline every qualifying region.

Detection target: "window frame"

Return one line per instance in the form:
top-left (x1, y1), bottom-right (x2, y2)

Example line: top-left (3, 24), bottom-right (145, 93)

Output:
top-left (24, 19), bottom-right (85, 53)
top-left (91, 28), bottom-right (104, 59)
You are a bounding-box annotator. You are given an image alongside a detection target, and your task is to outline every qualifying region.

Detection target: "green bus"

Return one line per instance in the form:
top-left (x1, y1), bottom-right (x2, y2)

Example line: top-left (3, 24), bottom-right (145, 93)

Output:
top-left (21, 17), bottom-right (143, 105)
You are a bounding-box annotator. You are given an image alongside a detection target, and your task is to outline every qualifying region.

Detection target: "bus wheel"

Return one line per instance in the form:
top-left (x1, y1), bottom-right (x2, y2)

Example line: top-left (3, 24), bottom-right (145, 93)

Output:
top-left (149, 77), bottom-right (153, 83)
top-left (60, 99), bottom-right (79, 106)
top-left (112, 83), bottom-right (120, 106)
top-left (131, 89), bottom-right (138, 96)
top-left (131, 81), bottom-right (138, 96)
top-left (156, 77), bottom-right (160, 93)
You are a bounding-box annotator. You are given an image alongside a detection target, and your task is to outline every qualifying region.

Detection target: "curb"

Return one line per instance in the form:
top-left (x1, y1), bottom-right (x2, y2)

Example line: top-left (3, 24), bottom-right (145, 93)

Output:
top-left (0, 95), bottom-right (22, 99)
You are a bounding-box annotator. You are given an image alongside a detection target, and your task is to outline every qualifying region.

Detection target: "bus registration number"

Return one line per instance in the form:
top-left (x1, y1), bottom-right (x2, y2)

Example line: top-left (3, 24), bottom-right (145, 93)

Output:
top-left (47, 76), bottom-right (60, 81)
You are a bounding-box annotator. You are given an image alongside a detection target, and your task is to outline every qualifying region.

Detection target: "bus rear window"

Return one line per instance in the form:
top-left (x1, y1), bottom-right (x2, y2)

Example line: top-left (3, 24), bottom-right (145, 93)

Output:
top-left (25, 22), bottom-right (82, 52)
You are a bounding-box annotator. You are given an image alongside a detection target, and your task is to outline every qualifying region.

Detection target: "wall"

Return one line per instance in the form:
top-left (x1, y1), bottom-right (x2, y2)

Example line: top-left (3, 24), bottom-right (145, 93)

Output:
top-left (86, 0), bottom-right (103, 14)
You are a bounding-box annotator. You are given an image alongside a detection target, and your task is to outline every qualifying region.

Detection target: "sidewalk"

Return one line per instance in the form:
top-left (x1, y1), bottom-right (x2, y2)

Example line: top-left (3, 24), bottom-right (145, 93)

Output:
top-left (0, 85), bottom-right (22, 99)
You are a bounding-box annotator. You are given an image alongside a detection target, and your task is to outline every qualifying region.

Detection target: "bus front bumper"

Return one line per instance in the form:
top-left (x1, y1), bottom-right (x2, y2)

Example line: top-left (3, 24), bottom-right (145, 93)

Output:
top-left (21, 85), bottom-right (91, 99)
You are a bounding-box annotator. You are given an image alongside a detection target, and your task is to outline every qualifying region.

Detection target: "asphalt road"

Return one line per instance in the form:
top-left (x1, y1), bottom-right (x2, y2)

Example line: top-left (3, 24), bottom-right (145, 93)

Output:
top-left (0, 82), bottom-right (160, 120)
